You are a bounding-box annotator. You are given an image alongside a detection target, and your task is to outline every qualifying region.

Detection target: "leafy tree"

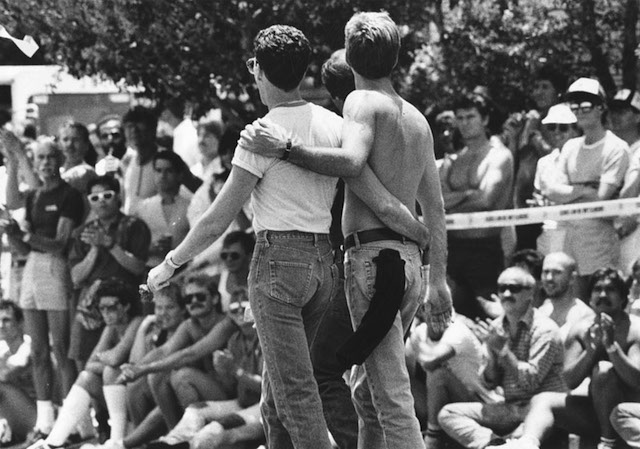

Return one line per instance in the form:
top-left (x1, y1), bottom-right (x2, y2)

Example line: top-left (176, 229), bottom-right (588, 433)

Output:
top-left (1, 0), bottom-right (637, 123)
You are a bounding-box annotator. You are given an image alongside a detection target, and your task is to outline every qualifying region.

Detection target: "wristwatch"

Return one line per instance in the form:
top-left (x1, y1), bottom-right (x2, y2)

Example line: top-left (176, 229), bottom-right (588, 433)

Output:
top-left (281, 139), bottom-right (292, 161)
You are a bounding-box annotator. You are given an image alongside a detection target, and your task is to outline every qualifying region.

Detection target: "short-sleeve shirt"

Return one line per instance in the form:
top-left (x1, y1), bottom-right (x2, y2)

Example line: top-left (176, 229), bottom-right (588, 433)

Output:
top-left (25, 182), bottom-right (84, 239)
top-left (68, 212), bottom-right (151, 288)
top-left (226, 328), bottom-right (262, 407)
top-left (232, 103), bottom-right (342, 233)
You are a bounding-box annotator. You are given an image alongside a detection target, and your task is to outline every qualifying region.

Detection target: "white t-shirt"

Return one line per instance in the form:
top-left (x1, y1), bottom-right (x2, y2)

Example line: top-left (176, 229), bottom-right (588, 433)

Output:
top-left (232, 103), bottom-right (342, 233)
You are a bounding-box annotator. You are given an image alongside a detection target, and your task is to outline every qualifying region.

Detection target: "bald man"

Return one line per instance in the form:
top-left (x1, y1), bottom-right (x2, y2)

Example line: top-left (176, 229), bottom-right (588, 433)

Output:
top-left (538, 252), bottom-right (595, 341)
top-left (438, 267), bottom-right (565, 449)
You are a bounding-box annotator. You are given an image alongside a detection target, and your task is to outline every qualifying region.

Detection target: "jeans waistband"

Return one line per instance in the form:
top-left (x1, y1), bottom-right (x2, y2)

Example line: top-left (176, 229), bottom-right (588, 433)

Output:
top-left (256, 230), bottom-right (331, 245)
top-left (344, 228), bottom-right (414, 250)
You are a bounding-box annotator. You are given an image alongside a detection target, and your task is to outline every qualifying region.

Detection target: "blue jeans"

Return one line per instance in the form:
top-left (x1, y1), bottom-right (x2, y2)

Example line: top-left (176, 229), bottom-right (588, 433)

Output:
top-left (311, 259), bottom-right (358, 449)
top-left (249, 231), bottom-right (337, 449)
top-left (344, 239), bottom-right (427, 449)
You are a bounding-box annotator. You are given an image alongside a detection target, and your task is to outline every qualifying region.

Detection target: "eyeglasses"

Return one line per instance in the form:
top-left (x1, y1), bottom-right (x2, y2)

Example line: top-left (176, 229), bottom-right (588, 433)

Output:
top-left (184, 292), bottom-right (208, 304)
top-left (88, 190), bottom-right (116, 203)
top-left (570, 102), bottom-right (596, 114)
top-left (246, 57), bottom-right (258, 75)
top-left (544, 123), bottom-right (574, 133)
top-left (221, 252), bottom-right (242, 261)
top-left (497, 284), bottom-right (532, 294)
top-left (228, 300), bottom-right (250, 315)
top-left (99, 303), bottom-right (121, 313)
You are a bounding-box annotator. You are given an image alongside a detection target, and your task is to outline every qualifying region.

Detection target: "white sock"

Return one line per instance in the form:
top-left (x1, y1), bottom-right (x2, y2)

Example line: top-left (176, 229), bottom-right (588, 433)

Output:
top-left (103, 385), bottom-right (127, 441)
top-left (46, 386), bottom-right (91, 446)
top-left (35, 400), bottom-right (55, 434)
top-left (162, 407), bottom-right (206, 444)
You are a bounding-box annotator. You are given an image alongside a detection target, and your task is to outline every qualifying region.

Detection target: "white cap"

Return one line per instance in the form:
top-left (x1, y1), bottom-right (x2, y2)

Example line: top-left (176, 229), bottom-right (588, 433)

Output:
top-left (565, 77), bottom-right (606, 103)
top-left (541, 104), bottom-right (577, 124)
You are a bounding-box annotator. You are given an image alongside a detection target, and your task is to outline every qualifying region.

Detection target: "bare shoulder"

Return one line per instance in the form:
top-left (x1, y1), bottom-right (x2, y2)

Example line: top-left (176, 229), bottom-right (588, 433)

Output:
top-left (566, 316), bottom-right (594, 343)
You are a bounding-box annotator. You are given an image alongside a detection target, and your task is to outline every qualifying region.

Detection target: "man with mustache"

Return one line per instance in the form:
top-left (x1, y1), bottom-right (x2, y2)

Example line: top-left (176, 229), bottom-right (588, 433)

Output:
top-left (487, 268), bottom-right (640, 449)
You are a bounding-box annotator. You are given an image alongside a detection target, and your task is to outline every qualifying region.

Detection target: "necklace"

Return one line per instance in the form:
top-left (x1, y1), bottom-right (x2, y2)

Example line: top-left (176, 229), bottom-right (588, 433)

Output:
top-left (272, 99), bottom-right (307, 109)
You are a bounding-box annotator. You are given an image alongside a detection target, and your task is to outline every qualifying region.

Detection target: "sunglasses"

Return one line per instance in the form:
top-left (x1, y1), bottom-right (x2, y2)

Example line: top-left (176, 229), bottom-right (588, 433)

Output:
top-left (246, 57), bottom-right (258, 75)
top-left (569, 102), bottom-right (596, 114)
top-left (185, 292), bottom-right (208, 304)
top-left (99, 303), bottom-right (121, 313)
top-left (544, 123), bottom-right (574, 133)
top-left (100, 131), bottom-right (121, 140)
top-left (228, 300), bottom-right (250, 315)
top-left (221, 252), bottom-right (242, 261)
top-left (88, 190), bottom-right (116, 203)
top-left (497, 284), bottom-right (532, 294)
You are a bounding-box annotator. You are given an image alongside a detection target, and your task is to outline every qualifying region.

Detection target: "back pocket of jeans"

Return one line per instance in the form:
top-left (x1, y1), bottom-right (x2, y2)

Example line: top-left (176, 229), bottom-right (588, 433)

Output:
top-left (268, 260), bottom-right (313, 306)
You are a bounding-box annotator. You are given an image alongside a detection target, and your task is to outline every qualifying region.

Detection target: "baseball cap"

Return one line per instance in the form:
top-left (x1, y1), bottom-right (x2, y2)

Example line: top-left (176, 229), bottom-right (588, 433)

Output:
top-left (564, 77), bottom-right (606, 104)
top-left (609, 89), bottom-right (640, 113)
top-left (541, 104), bottom-right (577, 124)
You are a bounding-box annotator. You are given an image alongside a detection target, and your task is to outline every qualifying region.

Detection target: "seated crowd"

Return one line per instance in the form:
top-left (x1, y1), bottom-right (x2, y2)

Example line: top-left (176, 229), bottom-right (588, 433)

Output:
top-left (0, 61), bottom-right (638, 449)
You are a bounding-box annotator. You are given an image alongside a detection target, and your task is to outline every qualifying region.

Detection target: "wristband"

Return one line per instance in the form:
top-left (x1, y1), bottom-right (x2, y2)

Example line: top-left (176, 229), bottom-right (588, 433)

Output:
top-left (281, 139), bottom-right (292, 161)
top-left (164, 250), bottom-right (182, 269)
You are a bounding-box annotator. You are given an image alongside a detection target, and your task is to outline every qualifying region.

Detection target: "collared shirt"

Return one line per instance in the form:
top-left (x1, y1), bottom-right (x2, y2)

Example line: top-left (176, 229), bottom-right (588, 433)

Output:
top-left (490, 307), bottom-right (566, 403)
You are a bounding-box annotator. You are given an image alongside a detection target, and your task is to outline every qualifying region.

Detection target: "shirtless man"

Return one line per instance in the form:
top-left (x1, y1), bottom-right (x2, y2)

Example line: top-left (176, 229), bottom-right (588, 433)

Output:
top-left (439, 94), bottom-right (514, 319)
top-left (147, 23), bottom-right (431, 449)
top-left (488, 268), bottom-right (640, 449)
top-left (239, 12), bottom-right (450, 449)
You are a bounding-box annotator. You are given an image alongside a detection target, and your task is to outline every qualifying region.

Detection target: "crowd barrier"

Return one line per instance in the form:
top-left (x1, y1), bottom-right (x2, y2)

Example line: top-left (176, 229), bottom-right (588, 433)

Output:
top-left (445, 198), bottom-right (640, 230)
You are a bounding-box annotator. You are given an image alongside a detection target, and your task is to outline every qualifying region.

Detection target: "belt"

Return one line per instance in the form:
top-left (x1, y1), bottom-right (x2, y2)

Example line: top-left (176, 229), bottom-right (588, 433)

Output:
top-left (343, 228), bottom-right (412, 250)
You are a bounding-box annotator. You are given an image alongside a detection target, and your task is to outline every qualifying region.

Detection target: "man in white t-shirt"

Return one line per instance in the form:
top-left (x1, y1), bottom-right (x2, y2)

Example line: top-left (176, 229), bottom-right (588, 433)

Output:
top-left (146, 25), bottom-right (427, 449)
top-left (544, 78), bottom-right (629, 299)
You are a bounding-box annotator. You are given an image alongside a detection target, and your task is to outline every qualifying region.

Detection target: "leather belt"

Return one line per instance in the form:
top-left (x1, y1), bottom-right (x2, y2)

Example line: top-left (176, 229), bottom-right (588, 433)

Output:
top-left (343, 228), bottom-right (412, 250)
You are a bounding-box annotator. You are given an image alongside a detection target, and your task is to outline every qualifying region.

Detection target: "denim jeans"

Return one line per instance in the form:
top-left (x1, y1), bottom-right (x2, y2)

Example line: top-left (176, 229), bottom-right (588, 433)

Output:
top-left (438, 401), bottom-right (530, 449)
top-left (249, 230), bottom-right (337, 449)
top-left (344, 239), bottom-right (427, 449)
top-left (311, 261), bottom-right (358, 449)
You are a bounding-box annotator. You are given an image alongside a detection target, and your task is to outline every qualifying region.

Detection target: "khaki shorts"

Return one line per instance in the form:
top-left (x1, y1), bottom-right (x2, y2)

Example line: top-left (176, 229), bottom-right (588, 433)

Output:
top-left (19, 251), bottom-right (72, 311)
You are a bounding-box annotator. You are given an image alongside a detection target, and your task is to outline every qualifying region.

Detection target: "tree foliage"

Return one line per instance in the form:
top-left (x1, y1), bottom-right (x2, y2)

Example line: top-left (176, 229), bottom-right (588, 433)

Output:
top-left (1, 0), bottom-right (637, 121)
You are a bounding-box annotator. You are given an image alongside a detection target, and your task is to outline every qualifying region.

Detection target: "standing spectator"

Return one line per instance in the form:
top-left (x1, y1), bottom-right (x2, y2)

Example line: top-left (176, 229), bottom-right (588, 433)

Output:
top-left (133, 151), bottom-right (190, 269)
top-left (95, 115), bottom-right (127, 177)
top-left (160, 98), bottom-right (199, 169)
top-left (0, 132), bottom-right (84, 442)
top-left (503, 66), bottom-right (567, 250)
top-left (609, 89), bottom-right (640, 276)
top-left (440, 94), bottom-right (514, 319)
top-left (538, 252), bottom-right (595, 341)
top-left (0, 300), bottom-right (36, 445)
top-left (438, 267), bottom-right (566, 449)
top-left (121, 106), bottom-right (160, 214)
top-left (59, 121), bottom-right (98, 195)
top-left (189, 111), bottom-right (224, 180)
top-left (488, 268), bottom-right (640, 449)
top-left (533, 104), bottom-right (579, 255)
top-left (544, 78), bottom-right (630, 299)
top-left (69, 175), bottom-right (150, 369)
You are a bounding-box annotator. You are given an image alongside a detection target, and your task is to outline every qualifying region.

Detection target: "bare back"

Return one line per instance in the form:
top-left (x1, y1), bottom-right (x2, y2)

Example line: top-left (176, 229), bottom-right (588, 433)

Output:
top-left (342, 90), bottom-right (432, 236)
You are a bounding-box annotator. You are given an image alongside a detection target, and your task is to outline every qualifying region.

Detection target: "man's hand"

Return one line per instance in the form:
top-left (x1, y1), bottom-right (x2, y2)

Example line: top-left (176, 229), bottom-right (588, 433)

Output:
top-left (0, 218), bottom-right (22, 238)
top-left (238, 118), bottom-right (293, 158)
top-left (586, 319), bottom-right (606, 356)
top-left (80, 225), bottom-right (113, 248)
top-left (147, 262), bottom-right (175, 292)
top-left (213, 349), bottom-right (237, 375)
top-left (0, 418), bottom-right (11, 444)
top-left (599, 313), bottom-right (616, 350)
top-left (116, 363), bottom-right (143, 383)
top-left (485, 325), bottom-right (509, 354)
top-left (0, 129), bottom-right (23, 164)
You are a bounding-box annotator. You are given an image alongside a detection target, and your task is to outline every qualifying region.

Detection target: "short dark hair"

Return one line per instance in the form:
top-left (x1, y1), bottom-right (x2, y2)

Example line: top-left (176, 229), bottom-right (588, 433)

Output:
top-left (345, 12), bottom-right (400, 80)
top-left (87, 175), bottom-right (121, 195)
top-left (321, 49), bottom-right (355, 102)
top-left (154, 282), bottom-right (187, 309)
top-left (163, 97), bottom-right (186, 120)
top-left (0, 300), bottom-right (23, 323)
top-left (535, 65), bottom-right (568, 94)
top-left (184, 275), bottom-right (222, 313)
top-left (123, 105), bottom-right (158, 131)
top-left (153, 150), bottom-right (187, 175)
top-left (509, 249), bottom-right (544, 281)
top-left (95, 278), bottom-right (141, 317)
top-left (453, 94), bottom-right (491, 118)
top-left (254, 25), bottom-right (311, 92)
top-left (589, 267), bottom-right (629, 307)
top-left (223, 231), bottom-right (256, 255)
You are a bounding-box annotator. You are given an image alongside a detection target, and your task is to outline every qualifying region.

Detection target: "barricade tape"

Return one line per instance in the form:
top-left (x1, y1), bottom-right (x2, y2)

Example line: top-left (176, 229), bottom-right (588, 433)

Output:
top-left (445, 198), bottom-right (640, 230)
